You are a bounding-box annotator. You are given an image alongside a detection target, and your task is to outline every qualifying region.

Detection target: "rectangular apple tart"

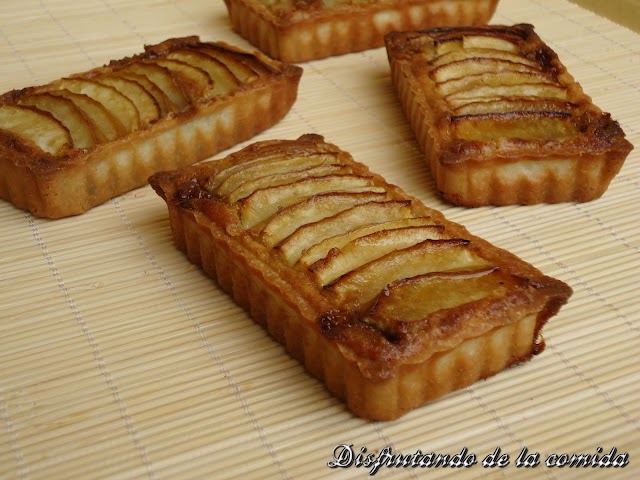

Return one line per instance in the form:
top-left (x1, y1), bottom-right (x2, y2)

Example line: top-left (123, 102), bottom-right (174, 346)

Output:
top-left (149, 134), bottom-right (572, 420)
top-left (385, 24), bottom-right (634, 206)
top-left (0, 36), bottom-right (302, 218)
top-left (224, 0), bottom-right (499, 63)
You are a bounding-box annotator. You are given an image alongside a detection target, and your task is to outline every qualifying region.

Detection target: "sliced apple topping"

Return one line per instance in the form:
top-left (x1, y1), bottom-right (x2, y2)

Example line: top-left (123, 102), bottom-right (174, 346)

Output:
top-left (437, 71), bottom-right (558, 97)
top-left (0, 104), bottom-right (72, 154)
top-left (238, 174), bottom-right (375, 229)
top-left (196, 45), bottom-right (260, 83)
top-left (277, 200), bottom-right (414, 265)
top-left (435, 36), bottom-right (519, 57)
top-left (364, 266), bottom-right (505, 331)
top-left (140, 58), bottom-right (212, 103)
top-left (431, 58), bottom-right (546, 83)
top-left (0, 39), bottom-right (283, 157)
top-left (429, 48), bottom-right (538, 69)
top-left (409, 28), bottom-right (586, 146)
top-left (325, 239), bottom-right (490, 311)
top-left (462, 35), bottom-right (520, 52)
top-left (118, 62), bottom-right (190, 112)
top-left (452, 111), bottom-right (576, 141)
top-left (45, 78), bottom-right (141, 133)
top-left (226, 164), bottom-right (354, 203)
top-left (93, 74), bottom-right (161, 126)
top-left (452, 98), bottom-right (576, 116)
top-left (260, 190), bottom-right (388, 248)
top-left (116, 70), bottom-right (173, 116)
top-left (297, 216), bottom-right (435, 267)
top-left (47, 89), bottom-right (124, 142)
top-left (445, 83), bottom-right (568, 106)
top-left (18, 92), bottom-right (98, 149)
top-left (167, 50), bottom-right (239, 96)
top-left (310, 225), bottom-right (447, 286)
top-left (213, 154), bottom-right (339, 196)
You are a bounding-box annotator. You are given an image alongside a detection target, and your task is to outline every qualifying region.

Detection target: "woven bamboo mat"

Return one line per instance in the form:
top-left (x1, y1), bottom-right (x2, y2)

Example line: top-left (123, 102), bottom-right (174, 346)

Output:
top-left (1, 1), bottom-right (639, 479)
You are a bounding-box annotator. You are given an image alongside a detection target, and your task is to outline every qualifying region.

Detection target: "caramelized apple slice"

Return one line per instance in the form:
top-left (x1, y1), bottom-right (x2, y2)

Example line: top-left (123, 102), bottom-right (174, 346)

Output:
top-left (47, 89), bottom-right (124, 141)
top-left (116, 70), bottom-right (173, 116)
top-left (94, 74), bottom-right (161, 126)
top-left (227, 164), bottom-right (354, 203)
top-left (120, 62), bottom-right (189, 112)
top-left (18, 92), bottom-right (97, 148)
top-left (325, 239), bottom-right (489, 310)
top-left (0, 104), bottom-right (71, 154)
top-left (47, 78), bottom-right (140, 133)
top-left (463, 35), bottom-right (520, 51)
top-left (435, 36), bottom-right (519, 56)
top-left (298, 217), bottom-right (436, 267)
top-left (445, 83), bottom-right (569, 106)
top-left (260, 190), bottom-right (388, 248)
top-left (452, 98), bottom-right (576, 115)
top-left (432, 58), bottom-right (545, 83)
top-left (145, 58), bottom-right (213, 101)
top-left (452, 111), bottom-right (576, 141)
top-left (238, 174), bottom-right (374, 228)
top-left (214, 154), bottom-right (339, 196)
top-left (197, 45), bottom-right (259, 83)
top-left (429, 48), bottom-right (538, 69)
top-left (167, 50), bottom-right (239, 96)
top-left (365, 266), bottom-right (505, 331)
top-left (205, 44), bottom-right (274, 78)
top-left (310, 225), bottom-right (447, 286)
top-left (437, 71), bottom-right (558, 96)
top-left (278, 200), bottom-right (414, 265)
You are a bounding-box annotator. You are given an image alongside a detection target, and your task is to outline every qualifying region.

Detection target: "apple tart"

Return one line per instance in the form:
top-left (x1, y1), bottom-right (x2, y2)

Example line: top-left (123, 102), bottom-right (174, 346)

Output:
top-left (149, 134), bottom-right (572, 420)
top-left (223, 0), bottom-right (499, 63)
top-left (0, 36), bottom-right (302, 218)
top-left (385, 24), bottom-right (634, 206)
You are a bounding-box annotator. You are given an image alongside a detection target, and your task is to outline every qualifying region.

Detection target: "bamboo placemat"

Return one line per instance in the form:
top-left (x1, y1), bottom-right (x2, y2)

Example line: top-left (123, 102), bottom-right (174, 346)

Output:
top-left (1, 1), bottom-right (638, 479)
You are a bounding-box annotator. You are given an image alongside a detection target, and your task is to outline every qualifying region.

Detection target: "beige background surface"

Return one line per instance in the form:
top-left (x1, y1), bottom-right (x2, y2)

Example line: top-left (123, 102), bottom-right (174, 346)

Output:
top-left (1, 1), bottom-right (639, 479)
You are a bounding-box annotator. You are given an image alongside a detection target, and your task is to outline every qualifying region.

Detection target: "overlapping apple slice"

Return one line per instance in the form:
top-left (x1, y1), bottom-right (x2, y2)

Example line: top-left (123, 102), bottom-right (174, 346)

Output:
top-left (18, 92), bottom-right (98, 148)
top-left (197, 44), bottom-right (262, 82)
top-left (46, 78), bottom-right (141, 133)
top-left (429, 48), bottom-right (539, 69)
top-left (309, 224), bottom-right (447, 286)
top-left (201, 136), bottom-right (512, 325)
top-left (423, 30), bottom-right (581, 143)
top-left (227, 164), bottom-right (354, 204)
top-left (93, 74), bottom-right (161, 126)
top-left (118, 62), bottom-right (189, 111)
top-left (239, 174), bottom-right (376, 229)
top-left (298, 216), bottom-right (435, 267)
top-left (46, 88), bottom-right (124, 142)
top-left (1, 38), bottom-right (280, 153)
top-left (452, 111), bottom-right (576, 142)
top-left (432, 58), bottom-right (546, 83)
top-left (452, 98), bottom-right (576, 116)
top-left (259, 190), bottom-right (387, 248)
top-left (436, 71), bottom-right (559, 97)
top-left (147, 58), bottom-right (212, 101)
top-left (166, 49), bottom-right (239, 96)
top-left (363, 266), bottom-right (505, 332)
top-left (0, 104), bottom-right (71, 154)
top-left (325, 239), bottom-right (490, 310)
top-left (212, 154), bottom-right (339, 197)
top-left (435, 34), bottom-right (520, 56)
top-left (278, 200), bottom-right (414, 265)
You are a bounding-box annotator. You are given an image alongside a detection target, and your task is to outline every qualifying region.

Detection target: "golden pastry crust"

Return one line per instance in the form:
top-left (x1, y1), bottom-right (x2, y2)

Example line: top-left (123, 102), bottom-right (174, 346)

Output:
top-left (385, 24), bottom-right (634, 206)
top-left (149, 134), bottom-right (572, 420)
top-left (224, 0), bottom-right (499, 62)
top-left (0, 36), bottom-right (302, 218)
